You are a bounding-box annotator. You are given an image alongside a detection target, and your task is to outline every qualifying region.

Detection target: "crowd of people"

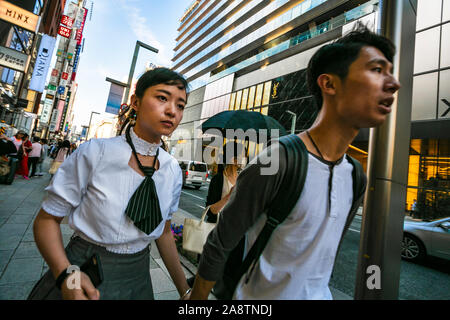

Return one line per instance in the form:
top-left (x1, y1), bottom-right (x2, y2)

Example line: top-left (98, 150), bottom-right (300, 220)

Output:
top-left (0, 132), bottom-right (77, 182)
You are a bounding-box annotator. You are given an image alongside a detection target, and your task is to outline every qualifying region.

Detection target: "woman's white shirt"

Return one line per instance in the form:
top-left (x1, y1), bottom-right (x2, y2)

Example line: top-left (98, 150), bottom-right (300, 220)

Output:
top-left (41, 135), bottom-right (182, 254)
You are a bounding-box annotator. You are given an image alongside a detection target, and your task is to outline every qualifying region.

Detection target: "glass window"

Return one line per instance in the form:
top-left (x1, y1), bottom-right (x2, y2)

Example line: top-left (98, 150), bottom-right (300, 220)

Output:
top-left (262, 81), bottom-right (271, 106)
top-left (414, 27), bottom-right (441, 74)
top-left (255, 84), bottom-right (264, 107)
top-left (411, 72), bottom-right (438, 120)
top-left (440, 23), bottom-right (450, 68)
top-left (248, 86), bottom-right (256, 109)
top-left (416, 0), bottom-right (442, 30)
top-left (235, 90), bottom-right (242, 110)
top-left (241, 88), bottom-right (249, 110)
top-left (438, 69), bottom-right (450, 119)
top-left (229, 92), bottom-right (236, 110)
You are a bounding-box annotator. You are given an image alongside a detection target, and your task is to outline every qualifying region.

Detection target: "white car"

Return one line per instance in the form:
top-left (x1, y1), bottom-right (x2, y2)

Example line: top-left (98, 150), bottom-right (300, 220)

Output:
top-left (402, 217), bottom-right (450, 262)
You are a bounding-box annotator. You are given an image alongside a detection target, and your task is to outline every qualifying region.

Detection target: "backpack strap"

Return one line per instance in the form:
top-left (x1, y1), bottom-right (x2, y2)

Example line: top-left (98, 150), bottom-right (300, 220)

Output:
top-left (230, 134), bottom-right (308, 289)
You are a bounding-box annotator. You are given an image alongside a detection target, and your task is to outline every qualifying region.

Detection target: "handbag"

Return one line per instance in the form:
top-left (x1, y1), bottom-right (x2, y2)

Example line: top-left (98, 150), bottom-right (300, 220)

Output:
top-left (182, 206), bottom-right (217, 254)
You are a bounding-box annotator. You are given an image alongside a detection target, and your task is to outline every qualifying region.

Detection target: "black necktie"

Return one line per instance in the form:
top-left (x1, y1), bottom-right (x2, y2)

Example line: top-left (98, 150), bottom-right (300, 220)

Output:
top-left (124, 125), bottom-right (163, 235)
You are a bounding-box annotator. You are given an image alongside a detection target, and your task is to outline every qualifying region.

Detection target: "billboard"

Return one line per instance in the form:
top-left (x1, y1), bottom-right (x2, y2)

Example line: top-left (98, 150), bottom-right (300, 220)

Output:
top-left (105, 82), bottom-right (125, 115)
top-left (0, 0), bottom-right (39, 32)
top-left (0, 45), bottom-right (28, 72)
top-left (29, 35), bottom-right (56, 93)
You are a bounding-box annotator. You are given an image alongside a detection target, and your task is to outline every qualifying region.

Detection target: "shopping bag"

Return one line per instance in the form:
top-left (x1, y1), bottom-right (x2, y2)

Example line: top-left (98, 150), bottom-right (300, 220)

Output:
top-left (182, 206), bottom-right (217, 254)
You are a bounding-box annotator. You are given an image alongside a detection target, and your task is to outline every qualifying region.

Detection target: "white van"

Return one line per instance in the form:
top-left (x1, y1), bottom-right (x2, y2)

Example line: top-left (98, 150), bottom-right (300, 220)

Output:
top-left (178, 160), bottom-right (208, 189)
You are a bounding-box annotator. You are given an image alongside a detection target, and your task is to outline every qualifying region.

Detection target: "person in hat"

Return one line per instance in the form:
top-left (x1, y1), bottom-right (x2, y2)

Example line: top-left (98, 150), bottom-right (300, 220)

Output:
top-left (30, 68), bottom-right (191, 300)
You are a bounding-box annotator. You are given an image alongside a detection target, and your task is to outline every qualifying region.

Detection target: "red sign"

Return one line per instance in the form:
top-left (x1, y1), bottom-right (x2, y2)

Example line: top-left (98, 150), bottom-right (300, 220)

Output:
top-left (51, 69), bottom-right (59, 77)
top-left (61, 72), bottom-right (69, 80)
top-left (76, 8), bottom-right (88, 45)
top-left (58, 25), bottom-right (71, 38)
top-left (71, 72), bottom-right (77, 82)
top-left (61, 15), bottom-right (73, 28)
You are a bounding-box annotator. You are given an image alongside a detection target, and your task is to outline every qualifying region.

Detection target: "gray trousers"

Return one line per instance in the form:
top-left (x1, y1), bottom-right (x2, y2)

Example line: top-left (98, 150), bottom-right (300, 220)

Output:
top-left (27, 236), bottom-right (154, 300)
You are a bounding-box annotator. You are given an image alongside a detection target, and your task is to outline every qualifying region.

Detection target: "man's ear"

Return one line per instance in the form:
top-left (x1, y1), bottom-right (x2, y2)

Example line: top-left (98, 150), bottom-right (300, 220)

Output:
top-left (317, 74), bottom-right (337, 97)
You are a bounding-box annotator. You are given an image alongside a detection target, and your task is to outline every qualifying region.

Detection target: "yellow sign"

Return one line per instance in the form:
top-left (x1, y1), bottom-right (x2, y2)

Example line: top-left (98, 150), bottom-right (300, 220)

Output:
top-left (0, 0), bottom-right (39, 32)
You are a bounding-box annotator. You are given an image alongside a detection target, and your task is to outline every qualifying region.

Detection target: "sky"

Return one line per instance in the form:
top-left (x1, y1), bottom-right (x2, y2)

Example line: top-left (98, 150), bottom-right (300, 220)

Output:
top-left (69, 0), bottom-right (191, 131)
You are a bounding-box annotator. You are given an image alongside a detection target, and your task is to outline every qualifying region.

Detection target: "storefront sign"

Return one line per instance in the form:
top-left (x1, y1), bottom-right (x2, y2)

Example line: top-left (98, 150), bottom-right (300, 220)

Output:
top-left (76, 8), bottom-right (87, 45)
top-left (61, 72), bottom-right (69, 80)
top-left (0, 0), bottom-right (39, 32)
top-left (29, 34), bottom-right (56, 93)
top-left (105, 82), bottom-right (125, 115)
top-left (40, 98), bottom-right (53, 124)
top-left (61, 15), bottom-right (73, 28)
top-left (47, 84), bottom-right (56, 96)
top-left (0, 45), bottom-right (28, 72)
top-left (58, 25), bottom-right (71, 38)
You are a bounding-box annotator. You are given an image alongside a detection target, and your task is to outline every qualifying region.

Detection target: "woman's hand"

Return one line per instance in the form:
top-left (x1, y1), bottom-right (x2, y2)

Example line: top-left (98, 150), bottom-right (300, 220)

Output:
top-left (60, 271), bottom-right (100, 300)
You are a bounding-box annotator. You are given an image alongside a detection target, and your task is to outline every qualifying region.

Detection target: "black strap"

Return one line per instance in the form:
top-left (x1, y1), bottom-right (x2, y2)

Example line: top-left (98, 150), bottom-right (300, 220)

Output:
top-left (229, 134), bottom-right (308, 288)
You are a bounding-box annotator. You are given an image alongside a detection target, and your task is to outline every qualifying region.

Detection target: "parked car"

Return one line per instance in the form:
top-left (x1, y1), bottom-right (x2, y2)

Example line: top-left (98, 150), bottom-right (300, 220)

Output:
top-left (402, 216), bottom-right (450, 262)
top-left (178, 160), bottom-right (208, 189)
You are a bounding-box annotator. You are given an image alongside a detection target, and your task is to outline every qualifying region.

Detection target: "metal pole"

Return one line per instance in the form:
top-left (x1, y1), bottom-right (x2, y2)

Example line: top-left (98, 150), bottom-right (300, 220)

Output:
top-left (285, 110), bottom-right (297, 134)
top-left (122, 41), bottom-right (158, 104)
top-left (86, 111), bottom-right (99, 140)
top-left (354, 0), bottom-right (417, 299)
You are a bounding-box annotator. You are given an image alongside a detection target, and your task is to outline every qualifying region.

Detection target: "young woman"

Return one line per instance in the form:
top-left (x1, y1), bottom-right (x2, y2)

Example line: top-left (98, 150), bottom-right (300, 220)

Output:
top-left (15, 133), bottom-right (32, 180)
top-left (29, 68), bottom-right (191, 300)
top-left (48, 140), bottom-right (71, 176)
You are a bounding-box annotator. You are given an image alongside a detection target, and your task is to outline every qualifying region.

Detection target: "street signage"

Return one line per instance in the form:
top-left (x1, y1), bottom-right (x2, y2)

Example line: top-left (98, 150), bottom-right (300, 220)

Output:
top-left (57, 25), bottom-right (71, 38)
top-left (0, 0), bottom-right (39, 32)
top-left (0, 45), bottom-right (29, 72)
top-left (40, 98), bottom-right (53, 124)
top-left (29, 34), bottom-right (56, 93)
top-left (61, 72), bottom-right (69, 80)
top-left (57, 86), bottom-right (65, 95)
top-left (51, 69), bottom-right (59, 77)
top-left (61, 15), bottom-right (73, 28)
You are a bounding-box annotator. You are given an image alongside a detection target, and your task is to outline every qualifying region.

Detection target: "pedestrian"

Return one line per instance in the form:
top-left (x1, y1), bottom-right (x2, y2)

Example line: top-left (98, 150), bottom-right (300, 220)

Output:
top-left (36, 138), bottom-right (49, 176)
top-left (29, 67), bottom-right (190, 300)
top-left (9, 131), bottom-right (24, 157)
top-left (28, 137), bottom-right (42, 178)
top-left (48, 140), bottom-right (71, 177)
top-left (15, 133), bottom-right (32, 180)
top-left (189, 27), bottom-right (401, 300)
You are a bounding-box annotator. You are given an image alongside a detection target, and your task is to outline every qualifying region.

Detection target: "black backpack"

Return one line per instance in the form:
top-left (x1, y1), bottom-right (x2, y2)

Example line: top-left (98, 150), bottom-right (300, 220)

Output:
top-left (213, 134), bottom-right (366, 299)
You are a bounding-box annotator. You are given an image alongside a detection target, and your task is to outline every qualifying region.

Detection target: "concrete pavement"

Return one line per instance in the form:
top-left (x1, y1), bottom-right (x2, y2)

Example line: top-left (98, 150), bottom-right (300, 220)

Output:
top-left (0, 159), bottom-right (350, 300)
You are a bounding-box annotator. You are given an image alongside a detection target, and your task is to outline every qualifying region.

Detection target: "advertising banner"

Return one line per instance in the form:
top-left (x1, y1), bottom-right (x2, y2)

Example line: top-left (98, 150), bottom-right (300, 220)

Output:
top-left (49, 108), bottom-right (59, 132)
top-left (57, 86), bottom-right (65, 95)
top-left (55, 99), bottom-right (65, 130)
top-left (58, 25), bottom-right (71, 38)
top-left (29, 34), bottom-right (56, 93)
top-left (67, 2), bottom-right (78, 19)
top-left (0, 45), bottom-right (28, 72)
top-left (47, 84), bottom-right (56, 96)
top-left (0, 0), bottom-right (39, 32)
top-left (66, 39), bottom-right (77, 61)
top-left (61, 15), bottom-right (73, 28)
top-left (40, 98), bottom-right (53, 124)
top-left (105, 82), bottom-right (125, 115)
top-left (76, 8), bottom-right (88, 45)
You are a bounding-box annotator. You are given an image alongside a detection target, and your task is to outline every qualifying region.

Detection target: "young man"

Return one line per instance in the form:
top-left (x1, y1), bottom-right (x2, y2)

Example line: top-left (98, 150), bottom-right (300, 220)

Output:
top-left (189, 28), bottom-right (401, 300)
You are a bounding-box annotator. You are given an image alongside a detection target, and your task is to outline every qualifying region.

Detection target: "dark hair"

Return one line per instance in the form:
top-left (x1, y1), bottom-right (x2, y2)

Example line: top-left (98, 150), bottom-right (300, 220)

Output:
top-left (218, 141), bottom-right (243, 174)
top-left (118, 67), bottom-right (188, 151)
top-left (32, 136), bottom-right (40, 143)
top-left (41, 138), bottom-right (48, 144)
top-left (307, 25), bottom-right (396, 109)
top-left (22, 133), bottom-right (29, 140)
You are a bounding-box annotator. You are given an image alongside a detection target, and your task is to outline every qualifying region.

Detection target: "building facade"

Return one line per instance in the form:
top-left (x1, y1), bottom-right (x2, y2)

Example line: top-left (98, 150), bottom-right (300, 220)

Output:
top-left (171, 0), bottom-right (449, 218)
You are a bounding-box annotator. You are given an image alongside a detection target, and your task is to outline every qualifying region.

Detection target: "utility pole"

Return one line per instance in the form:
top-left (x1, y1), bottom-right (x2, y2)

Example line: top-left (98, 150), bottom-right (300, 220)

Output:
top-left (354, 0), bottom-right (417, 299)
top-left (122, 41), bottom-right (158, 104)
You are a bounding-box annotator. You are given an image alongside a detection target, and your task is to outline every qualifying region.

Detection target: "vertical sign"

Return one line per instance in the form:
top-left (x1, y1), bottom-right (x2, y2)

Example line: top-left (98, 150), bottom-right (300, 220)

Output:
top-left (105, 83), bottom-right (125, 115)
top-left (29, 35), bottom-right (57, 92)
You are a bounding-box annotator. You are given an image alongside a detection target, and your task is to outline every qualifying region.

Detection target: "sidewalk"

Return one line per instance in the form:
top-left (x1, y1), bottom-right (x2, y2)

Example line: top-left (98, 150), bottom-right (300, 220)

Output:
top-left (0, 165), bottom-right (213, 300)
top-left (0, 165), bottom-right (350, 300)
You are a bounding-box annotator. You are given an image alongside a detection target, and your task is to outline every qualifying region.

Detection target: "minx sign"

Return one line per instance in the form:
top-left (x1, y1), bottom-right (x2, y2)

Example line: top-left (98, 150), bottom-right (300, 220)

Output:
top-left (0, 0), bottom-right (39, 32)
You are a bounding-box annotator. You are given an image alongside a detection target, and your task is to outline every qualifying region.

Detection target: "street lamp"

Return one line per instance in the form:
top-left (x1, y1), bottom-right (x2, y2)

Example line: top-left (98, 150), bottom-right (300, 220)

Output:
top-left (86, 111), bottom-right (100, 140)
top-left (285, 110), bottom-right (297, 134)
top-left (123, 41), bottom-right (159, 104)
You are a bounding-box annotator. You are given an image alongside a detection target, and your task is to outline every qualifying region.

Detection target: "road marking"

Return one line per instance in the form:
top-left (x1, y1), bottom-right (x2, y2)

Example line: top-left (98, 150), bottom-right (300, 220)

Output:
top-left (181, 190), bottom-right (205, 201)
